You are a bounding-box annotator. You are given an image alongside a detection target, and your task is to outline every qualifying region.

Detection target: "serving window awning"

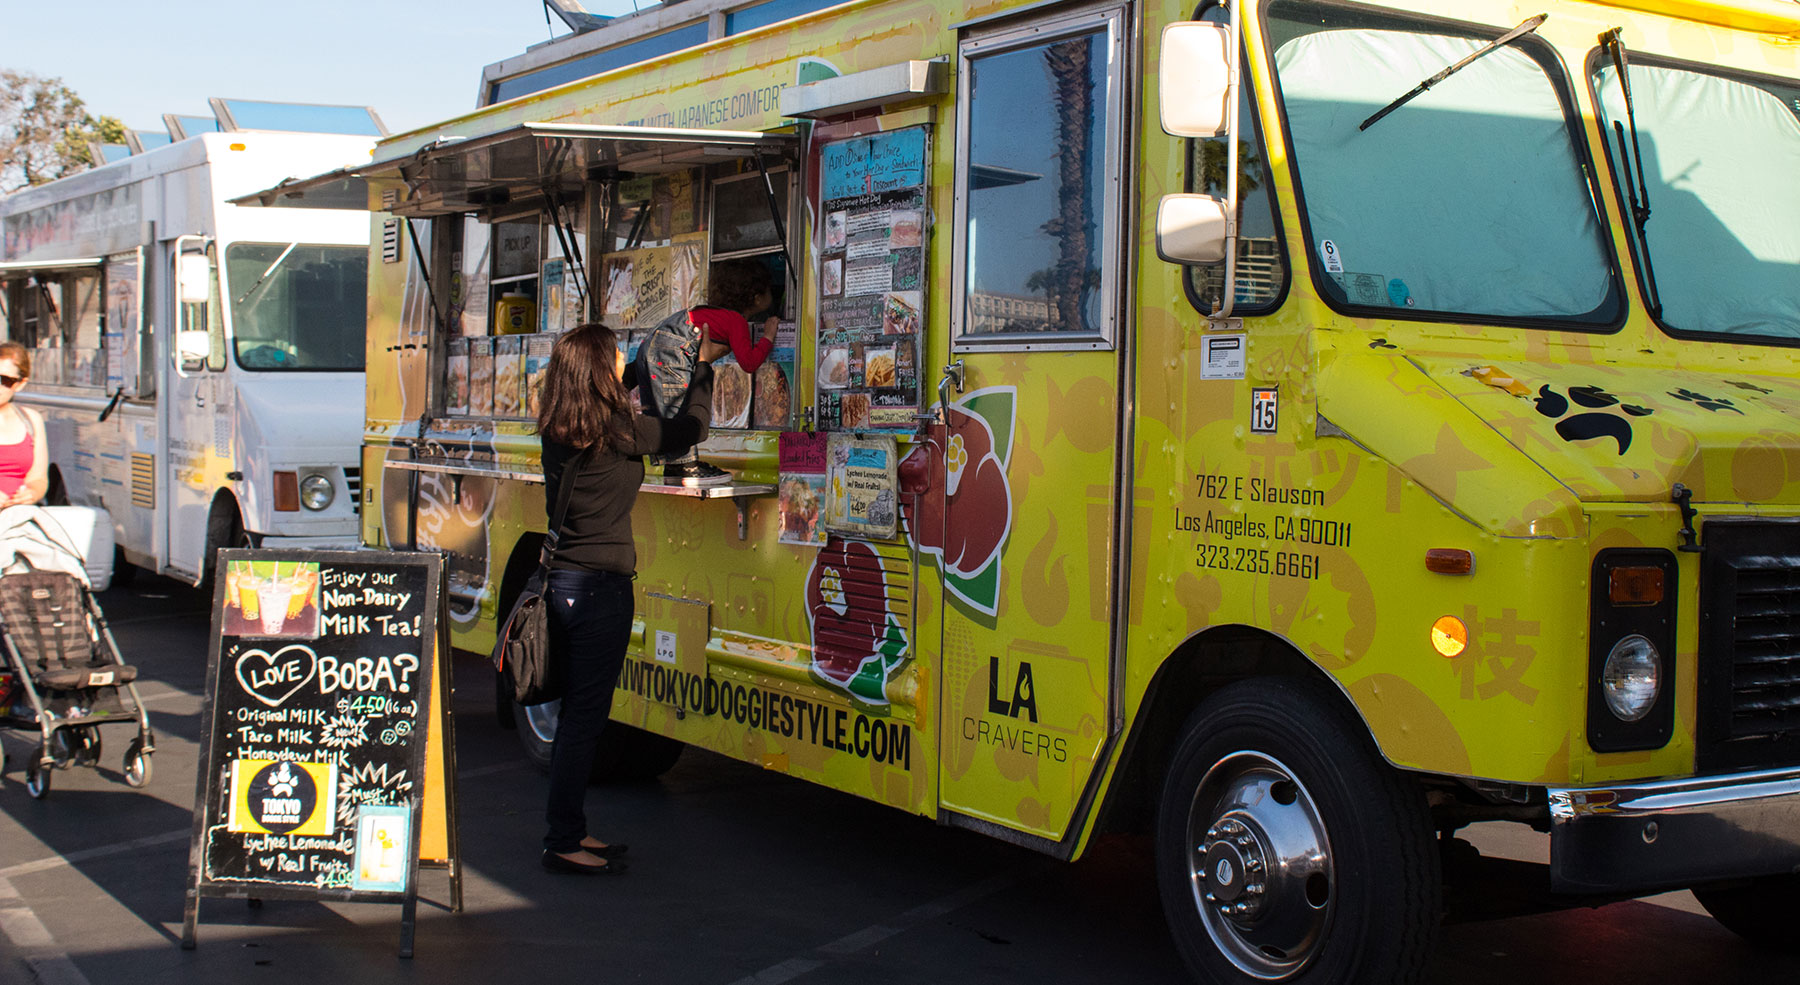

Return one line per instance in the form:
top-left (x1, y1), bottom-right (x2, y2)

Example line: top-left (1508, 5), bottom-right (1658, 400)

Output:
top-left (230, 122), bottom-right (799, 218)
top-left (230, 163), bottom-right (373, 210)
top-left (0, 258), bottom-right (104, 276)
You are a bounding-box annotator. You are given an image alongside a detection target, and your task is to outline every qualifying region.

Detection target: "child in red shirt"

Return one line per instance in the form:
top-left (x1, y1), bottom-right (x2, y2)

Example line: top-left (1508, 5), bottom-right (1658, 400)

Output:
top-left (636, 259), bottom-right (779, 485)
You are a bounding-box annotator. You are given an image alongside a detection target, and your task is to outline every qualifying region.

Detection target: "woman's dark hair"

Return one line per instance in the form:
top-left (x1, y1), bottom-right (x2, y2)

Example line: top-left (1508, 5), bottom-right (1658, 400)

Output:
top-left (0, 341), bottom-right (31, 379)
top-left (536, 323), bottom-right (635, 451)
top-left (706, 258), bottom-right (772, 314)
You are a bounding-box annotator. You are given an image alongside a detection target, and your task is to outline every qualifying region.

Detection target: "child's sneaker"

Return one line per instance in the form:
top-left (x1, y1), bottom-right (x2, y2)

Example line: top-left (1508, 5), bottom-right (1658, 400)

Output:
top-left (665, 461), bottom-right (732, 487)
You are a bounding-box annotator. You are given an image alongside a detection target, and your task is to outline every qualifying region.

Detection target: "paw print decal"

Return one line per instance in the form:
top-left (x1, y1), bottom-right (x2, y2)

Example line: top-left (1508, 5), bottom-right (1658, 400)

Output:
top-left (1534, 384), bottom-right (1652, 455)
top-left (1668, 388), bottom-right (1744, 415)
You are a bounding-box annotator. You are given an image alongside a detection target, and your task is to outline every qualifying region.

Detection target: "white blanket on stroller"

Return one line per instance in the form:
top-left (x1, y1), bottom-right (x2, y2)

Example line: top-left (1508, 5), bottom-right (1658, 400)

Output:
top-left (0, 505), bottom-right (112, 589)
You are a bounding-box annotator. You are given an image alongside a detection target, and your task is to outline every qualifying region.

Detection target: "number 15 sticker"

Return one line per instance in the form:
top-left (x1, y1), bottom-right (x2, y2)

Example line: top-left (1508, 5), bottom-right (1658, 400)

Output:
top-left (1250, 387), bottom-right (1279, 434)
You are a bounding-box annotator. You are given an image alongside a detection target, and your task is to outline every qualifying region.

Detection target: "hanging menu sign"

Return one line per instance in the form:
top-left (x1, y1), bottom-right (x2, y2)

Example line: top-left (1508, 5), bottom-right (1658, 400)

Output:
top-left (183, 550), bottom-right (453, 957)
top-left (816, 127), bottom-right (927, 433)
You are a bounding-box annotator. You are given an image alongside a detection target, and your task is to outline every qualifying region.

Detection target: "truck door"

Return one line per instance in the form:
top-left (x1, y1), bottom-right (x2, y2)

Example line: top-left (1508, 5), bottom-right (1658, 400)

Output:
top-left (166, 240), bottom-right (228, 580)
top-left (932, 3), bottom-right (1131, 843)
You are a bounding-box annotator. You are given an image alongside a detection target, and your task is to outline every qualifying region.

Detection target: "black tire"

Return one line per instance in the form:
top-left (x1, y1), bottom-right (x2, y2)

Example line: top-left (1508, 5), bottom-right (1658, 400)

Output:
top-left (514, 697), bottom-right (684, 782)
top-left (109, 546), bottom-right (139, 588)
top-left (1155, 677), bottom-right (1441, 985)
top-left (25, 745), bottom-right (50, 799)
top-left (1694, 875), bottom-right (1800, 953)
top-left (123, 738), bottom-right (151, 788)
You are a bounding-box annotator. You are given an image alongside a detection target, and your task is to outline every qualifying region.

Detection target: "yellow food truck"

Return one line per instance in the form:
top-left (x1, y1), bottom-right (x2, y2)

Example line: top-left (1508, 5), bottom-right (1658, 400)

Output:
top-left (248, 0), bottom-right (1800, 980)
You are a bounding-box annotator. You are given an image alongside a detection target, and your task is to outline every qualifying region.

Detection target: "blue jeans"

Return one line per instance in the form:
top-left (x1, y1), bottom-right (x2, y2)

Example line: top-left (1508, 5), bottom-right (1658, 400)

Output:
top-left (542, 567), bottom-right (634, 853)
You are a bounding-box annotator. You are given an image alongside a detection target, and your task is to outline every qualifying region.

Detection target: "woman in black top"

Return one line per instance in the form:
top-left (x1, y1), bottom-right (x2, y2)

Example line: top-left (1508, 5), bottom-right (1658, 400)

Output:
top-left (535, 323), bottom-right (712, 875)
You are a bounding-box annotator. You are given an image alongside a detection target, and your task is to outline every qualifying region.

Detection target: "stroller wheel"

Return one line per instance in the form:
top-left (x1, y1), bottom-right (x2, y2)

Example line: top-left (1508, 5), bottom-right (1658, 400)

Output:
top-left (123, 739), bottom-right (151, 788)
top-left (26, 745), bottom-right (50, 799)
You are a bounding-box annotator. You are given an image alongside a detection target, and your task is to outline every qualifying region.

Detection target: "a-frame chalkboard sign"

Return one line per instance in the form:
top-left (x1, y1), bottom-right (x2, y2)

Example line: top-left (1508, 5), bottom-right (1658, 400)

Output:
top-left (181, 549), bottom-right (458, 957)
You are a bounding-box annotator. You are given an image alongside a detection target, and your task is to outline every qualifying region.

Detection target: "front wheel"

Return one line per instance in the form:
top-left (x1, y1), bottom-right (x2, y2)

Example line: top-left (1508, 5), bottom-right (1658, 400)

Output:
top-left (123, 738), bottom-right (152, 788)
top-left (1693, 875), bottom-right (1800, 953)
top-left (1155, 678), bottom-right (1441, 985)
top-left (25, 745), bottom-right (51, 799)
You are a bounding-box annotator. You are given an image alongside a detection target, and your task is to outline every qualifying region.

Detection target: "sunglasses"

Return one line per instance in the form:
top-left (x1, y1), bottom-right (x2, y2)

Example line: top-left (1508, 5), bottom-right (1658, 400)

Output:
top-left (0, 375), bottom-right (22, 388)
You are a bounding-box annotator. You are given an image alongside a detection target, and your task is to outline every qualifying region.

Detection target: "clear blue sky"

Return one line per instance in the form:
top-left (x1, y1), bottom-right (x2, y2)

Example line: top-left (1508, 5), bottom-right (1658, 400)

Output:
top-left (5, 0), bottom-right (650, 137)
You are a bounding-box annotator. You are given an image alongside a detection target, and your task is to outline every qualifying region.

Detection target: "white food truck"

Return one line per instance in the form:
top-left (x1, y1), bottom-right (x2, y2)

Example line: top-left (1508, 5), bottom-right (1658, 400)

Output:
top-left (0, 103), bottom-right (383, 583)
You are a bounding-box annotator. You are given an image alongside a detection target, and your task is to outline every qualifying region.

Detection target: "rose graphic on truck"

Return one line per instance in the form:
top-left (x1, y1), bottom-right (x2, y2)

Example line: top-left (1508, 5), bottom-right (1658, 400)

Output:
top-left (900, 387), bottom-right (1017, 617)
top-left (805, 538), bottom-right (910, 706)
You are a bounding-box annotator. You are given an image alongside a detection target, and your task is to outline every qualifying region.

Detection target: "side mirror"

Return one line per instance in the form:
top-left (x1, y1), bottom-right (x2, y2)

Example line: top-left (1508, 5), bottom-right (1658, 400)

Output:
top-left (1155, 194), bottom-right (1230, 265)
top-left (177, 329), bottom-right (211, 368)
top-left (177, 253), bottom-right (211, 304)
top-left (1160, 22), bottom-right (1233, 138)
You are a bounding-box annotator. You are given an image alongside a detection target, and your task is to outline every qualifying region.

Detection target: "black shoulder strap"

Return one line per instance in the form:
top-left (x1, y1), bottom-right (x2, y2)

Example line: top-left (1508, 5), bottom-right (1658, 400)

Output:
top-left (543, 444), bottom-right (597, 564)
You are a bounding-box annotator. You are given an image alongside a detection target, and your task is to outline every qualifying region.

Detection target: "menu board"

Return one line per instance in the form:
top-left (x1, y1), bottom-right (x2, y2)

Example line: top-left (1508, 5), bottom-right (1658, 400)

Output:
top-left (816, 127), bottom-right (928, 433)
top-left (444, 338), bottom-right (470, 416)
top-left (183, 550), bottom-right (452, 956)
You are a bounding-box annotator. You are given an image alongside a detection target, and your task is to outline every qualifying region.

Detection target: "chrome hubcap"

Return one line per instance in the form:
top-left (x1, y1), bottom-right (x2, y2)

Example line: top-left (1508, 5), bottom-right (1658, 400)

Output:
top-left (1185, 752), bottom-right (1333, 980)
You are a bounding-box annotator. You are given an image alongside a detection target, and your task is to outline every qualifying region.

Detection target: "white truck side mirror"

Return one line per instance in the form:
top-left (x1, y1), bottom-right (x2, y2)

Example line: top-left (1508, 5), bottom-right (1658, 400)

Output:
top-left (176, 330), bottom-right (211, 368)
top-left (177, 253), bottom-right (211, 304)
top-left (1155, 194), bottom-right (1231, 265)
top-left (1159, 22), bottom-right (1233, 138)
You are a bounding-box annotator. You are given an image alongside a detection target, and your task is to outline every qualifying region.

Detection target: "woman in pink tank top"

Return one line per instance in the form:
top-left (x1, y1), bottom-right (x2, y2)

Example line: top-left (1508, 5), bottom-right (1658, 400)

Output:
top-left (0, 341), bottom-right (48, 507)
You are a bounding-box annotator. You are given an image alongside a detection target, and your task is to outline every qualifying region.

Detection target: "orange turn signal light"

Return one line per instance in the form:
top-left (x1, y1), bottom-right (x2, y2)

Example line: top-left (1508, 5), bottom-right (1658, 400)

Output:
top-left (1431, 616), bottom-right (1468, 658)
top-left (1425, 549), bottom-right (1474, 575)
top-left (1609, 566), bottom-right (1665, 606)
top-left (273, 470), bottom-right (299, 512)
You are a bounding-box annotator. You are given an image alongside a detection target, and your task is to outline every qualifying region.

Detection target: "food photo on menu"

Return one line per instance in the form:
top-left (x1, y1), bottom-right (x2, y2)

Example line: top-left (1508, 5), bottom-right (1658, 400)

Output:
top-left (818, 346), bottom-right (852, 389)
top-left (711, 356), bottom-right (753, 429)
top-left (753, 362), bottom-right (791, 428)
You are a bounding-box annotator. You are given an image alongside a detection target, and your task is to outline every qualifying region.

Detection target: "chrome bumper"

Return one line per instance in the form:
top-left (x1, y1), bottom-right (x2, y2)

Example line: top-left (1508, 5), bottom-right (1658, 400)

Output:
top-left (254, 534), bottom-right (360, 551)
top-left (1548, 767), bottom-right (1800, 893)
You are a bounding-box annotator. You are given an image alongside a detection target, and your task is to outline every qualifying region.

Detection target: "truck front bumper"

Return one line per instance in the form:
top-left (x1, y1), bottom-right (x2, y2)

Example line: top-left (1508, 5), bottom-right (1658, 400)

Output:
top-left (1549, 766), bottom-right (1800, 893)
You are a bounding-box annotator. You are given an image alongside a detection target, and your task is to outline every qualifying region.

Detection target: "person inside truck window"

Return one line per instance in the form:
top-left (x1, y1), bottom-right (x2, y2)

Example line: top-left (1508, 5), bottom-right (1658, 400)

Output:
top-left (634, 258), bottom-right (777, 486)
top-left (535, 322), bottom-right (713, 875)
top-left (0, 342), bottom-right (48, 508)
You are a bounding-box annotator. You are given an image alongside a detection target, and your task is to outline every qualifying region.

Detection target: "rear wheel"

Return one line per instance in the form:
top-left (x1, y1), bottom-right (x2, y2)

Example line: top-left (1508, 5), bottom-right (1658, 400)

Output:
top-left (1694, 875), bottom-right (1800, 953)
top-left (515, 697), bottom-right (684, 782)
top-left (1155, 678), bottom-right (1440, 985)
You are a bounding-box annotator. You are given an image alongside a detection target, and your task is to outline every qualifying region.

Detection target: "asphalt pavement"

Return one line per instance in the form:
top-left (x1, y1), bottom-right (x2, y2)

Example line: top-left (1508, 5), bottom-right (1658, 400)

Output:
top-left (1, 572), bottom-right (1795, 985)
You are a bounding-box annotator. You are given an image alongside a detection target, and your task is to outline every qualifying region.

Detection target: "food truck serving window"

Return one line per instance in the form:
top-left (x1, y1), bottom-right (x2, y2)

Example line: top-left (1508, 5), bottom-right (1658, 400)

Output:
top-left (1266, 1), bottom-right (1622, 326)
top-left (952, 4), bottom-right (1128, 351)
top-left (389, 123), bottom-right (800, 429)
top-left (1592, 57), bottom-right (1800, 344)
top-left (0, 262), bottom-right (109, 389)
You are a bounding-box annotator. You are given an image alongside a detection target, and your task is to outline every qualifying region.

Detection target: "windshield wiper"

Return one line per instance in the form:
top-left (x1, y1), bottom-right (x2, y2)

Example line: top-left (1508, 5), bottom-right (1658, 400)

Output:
top-left (234, 242), bottom-right (298, 305)
top-left (1600, 27), bottom-right (1663, 319)
top-left (1360, 14), bottom-right (1548, 132)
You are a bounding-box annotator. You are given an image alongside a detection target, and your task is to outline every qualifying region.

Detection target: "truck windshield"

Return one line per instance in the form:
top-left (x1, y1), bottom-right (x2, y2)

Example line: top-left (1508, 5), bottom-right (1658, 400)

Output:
top-left (225, 243), bottom-right (367, 371)
top-left (1266, 2), bottom-right (1621, 325)
top-left (1593, 59), bottom-right (1800, 343)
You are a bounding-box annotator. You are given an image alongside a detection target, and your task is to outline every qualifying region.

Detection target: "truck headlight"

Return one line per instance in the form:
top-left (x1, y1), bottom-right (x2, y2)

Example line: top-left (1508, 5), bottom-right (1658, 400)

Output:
top-left (1602, 634), bottom-right (1661, 723)
top-left (299, 473), bottom-right (335, 512)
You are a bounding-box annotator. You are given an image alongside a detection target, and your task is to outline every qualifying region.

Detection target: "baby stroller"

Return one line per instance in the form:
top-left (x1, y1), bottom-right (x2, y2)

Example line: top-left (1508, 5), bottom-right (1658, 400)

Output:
top-left (0, 505), bottom-right (154, 799)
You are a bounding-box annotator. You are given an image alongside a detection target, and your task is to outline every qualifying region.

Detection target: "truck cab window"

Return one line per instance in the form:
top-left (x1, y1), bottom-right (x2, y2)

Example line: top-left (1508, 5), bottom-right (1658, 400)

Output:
top-left (226, 243), bottom-right (368, 371)
top-left (1592, 59), bottom-right (1800, 343)
top-left (1184, 65), bottom-right (1288, 314)
top-left (956, 5), bottom-right (1127, 346)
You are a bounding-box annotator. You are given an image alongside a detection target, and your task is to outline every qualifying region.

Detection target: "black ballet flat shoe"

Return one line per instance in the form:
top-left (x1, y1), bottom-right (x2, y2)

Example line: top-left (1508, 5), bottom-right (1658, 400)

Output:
top-left (542, 850), bottom-right (627, 876)
top-left (581, 841), bottom-right (629, 859)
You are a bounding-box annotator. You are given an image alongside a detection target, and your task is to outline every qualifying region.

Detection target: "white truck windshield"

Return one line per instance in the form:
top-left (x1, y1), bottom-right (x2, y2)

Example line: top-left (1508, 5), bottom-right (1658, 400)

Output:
top-left (226, 243), bottom-right (367, 371)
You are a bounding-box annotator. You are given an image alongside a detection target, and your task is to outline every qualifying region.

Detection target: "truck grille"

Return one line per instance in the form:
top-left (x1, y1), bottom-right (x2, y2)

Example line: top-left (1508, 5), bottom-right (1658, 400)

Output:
top-left (345, 467), bottom-right (361, 516)
top-left (1697, 519), bottom-right (1800, 773)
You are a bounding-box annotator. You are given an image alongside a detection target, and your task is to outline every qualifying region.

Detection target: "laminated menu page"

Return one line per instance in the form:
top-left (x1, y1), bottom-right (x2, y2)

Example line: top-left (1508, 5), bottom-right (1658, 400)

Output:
top-left (814, 127), bottom-right (928, 433)
top-left (467, 338), bottom-right (494, 417)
